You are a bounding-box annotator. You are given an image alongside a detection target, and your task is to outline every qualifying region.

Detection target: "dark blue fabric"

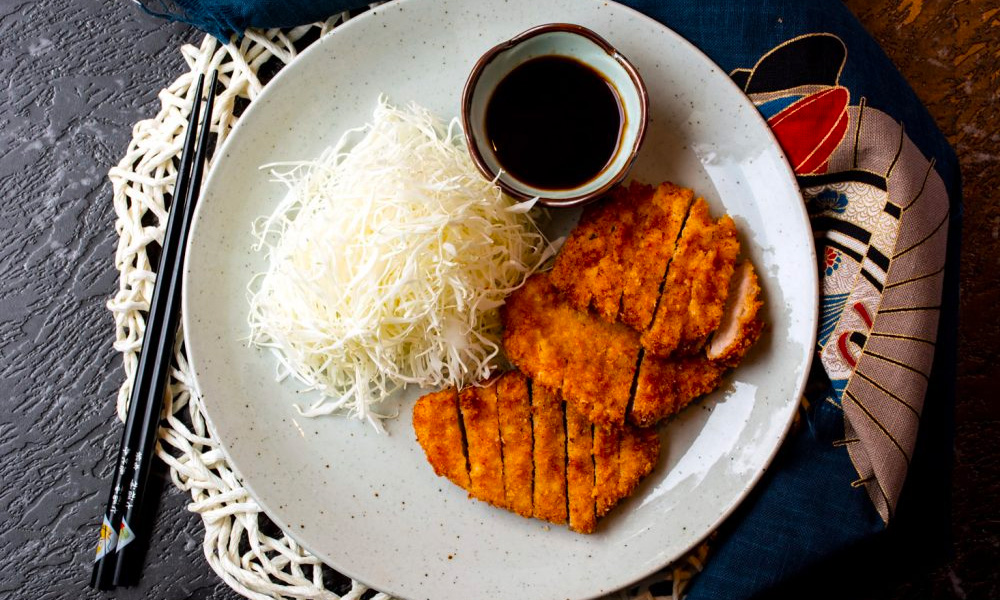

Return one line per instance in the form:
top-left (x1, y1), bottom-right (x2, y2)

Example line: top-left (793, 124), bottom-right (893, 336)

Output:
top-left (142, 1), bottom-right (960, 598)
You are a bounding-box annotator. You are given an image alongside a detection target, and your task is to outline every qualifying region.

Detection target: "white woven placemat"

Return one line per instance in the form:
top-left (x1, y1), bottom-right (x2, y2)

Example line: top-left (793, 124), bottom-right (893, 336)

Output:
top-left (107, 15), bottom-right (707, 600)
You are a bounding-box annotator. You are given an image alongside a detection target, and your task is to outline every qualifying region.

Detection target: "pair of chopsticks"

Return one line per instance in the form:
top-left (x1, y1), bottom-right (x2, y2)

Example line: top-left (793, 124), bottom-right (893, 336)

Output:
top-left (91, 70), bottom-right (218, 591)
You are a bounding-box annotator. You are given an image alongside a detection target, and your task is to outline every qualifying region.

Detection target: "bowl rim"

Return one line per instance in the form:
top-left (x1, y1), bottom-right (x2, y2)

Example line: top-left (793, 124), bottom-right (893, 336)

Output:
top-left (461, 22), bottom-right (649, 208)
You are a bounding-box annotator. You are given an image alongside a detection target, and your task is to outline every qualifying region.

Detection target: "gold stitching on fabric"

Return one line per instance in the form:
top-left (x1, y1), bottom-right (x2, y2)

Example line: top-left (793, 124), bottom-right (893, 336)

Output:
top-left (844, 441), bottom-right (895, 521)
top-left (854, 369), bottom-right (921, 418)
top-left (878, 305), bottom-right (941, 314)
top-left (893, 211), bottom-right (949, 259)
top-left (903, 157), bottom-right (937, 211)
top-left (884, 265), bottom-right (945, 289)
top-left (796, 98), bottom-right (851, 172)
top-left (869, 331), bottom-right (936, 346)
top-left (824, 397), bottom-right (844, 410)
top-left (853, 97), bottom-right (866, 168)
top-left (833, 438), bottom-right (860, 447)
top-left (884, 122), bottom-right (906, 180)
top-left (863, 350), bottom-right (931, 380)
top-left (741, 33), bottom-right (848, 90)
top-left (844, 390), bottom-right (912, 466)
top-left (851, 475), bottom-right (874, 487)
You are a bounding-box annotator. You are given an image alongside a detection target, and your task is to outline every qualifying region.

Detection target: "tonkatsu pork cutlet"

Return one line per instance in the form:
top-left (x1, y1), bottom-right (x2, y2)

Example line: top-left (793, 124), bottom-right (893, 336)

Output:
top-left (503, 272), bottom-right (639, 427)
top-left (459, 381), bottom-right (505, 507)
top-left (619, 183), bottom-right (696, 331)
top-left (548, 182), bottom-right (743, 360)
top-left (565, 401), bottom-right (596, 533)
top-left (707, 261), bottom-right (764, 366)
top-left (503, 263), bottom-right (763, 429)
top-left (496, 372), bottom-right (533, 517)
top-left (412, 374), bottom-right (660, 533)
top-left (550, 183), bottom-right (645, 319)
top-left (592, 423), bottom-right (620, 519)
top-left (630, 355), bottom-right (726, 428)
top-left (631, 262), bottom-right (762, 426)
top-left (642, 198), bottom-right (740, 357)
top-left (530, 380), bottom-right (567, 525)
top-left (412, 388), bottom-right (469, 488)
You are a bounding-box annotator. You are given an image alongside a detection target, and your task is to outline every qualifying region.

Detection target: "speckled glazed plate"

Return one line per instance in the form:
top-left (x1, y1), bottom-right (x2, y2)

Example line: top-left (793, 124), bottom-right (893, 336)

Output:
top-left (183, 0), bottom-right (817, 598)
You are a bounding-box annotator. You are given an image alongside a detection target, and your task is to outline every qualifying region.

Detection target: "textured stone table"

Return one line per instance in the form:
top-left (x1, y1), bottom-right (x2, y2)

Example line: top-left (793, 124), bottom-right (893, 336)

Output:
top-left (0, 1), bottom-right (995, 599)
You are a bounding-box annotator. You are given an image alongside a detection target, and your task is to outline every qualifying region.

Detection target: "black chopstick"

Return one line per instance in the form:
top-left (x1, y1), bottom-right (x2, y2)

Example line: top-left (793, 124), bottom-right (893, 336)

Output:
top-left (111, 69), bottom-right (217, 586)
top-left (89, 71), bottom-right (214, 591)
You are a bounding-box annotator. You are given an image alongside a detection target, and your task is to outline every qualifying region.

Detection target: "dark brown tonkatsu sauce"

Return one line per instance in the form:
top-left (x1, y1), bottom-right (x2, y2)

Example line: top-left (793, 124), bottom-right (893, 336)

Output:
top-left (485, 55), bottom-right (623, 190)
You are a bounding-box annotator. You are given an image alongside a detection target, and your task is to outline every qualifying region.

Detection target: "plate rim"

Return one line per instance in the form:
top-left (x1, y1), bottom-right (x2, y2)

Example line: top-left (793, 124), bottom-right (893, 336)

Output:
top-left (182, 0), bottom-right (819, 597)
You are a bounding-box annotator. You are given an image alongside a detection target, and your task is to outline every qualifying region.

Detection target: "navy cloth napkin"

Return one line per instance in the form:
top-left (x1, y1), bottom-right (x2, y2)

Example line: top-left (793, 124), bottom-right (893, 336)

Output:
top-left (143, 1), bottom-right (961, 598)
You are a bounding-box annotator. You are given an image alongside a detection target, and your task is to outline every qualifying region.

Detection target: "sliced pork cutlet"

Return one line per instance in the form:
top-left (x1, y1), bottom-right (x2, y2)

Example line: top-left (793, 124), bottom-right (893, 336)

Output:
top-left (413, 377), bottom-right (661, 532)
top-left (629, 353), bottom-right (726, 427)
top-left (707, 260), bottom-right (764, 366)
top-left (502, 272), bottom-right (573, 392)
top-left (584, 405), bottom-right (660, 525)
top-left (677, 215), bottom-right (740, 353)
top-left (496, 371), bottom-right (533, 518)
top-left (593, 423), bottom-right (621, 518)
top-left (593, 412), bottom-right (661, 519)
top-left (459, 381), bottom-right (505, 507)
top-left (619, 183), bottom-right (695, 331)
top-left (565, 401), bottom-right (596, 534)
top-left (550, 184), bottom-right (644, 319)
top-left (618, 421), bottom-right (660, 500)
top-left (503, 273), bottom-right (639, 427)
top-left (412, 388), bottom-right (469, 489)
top-left (642, 198), bottom-right (734, 357)
top-left (530, 381), bottom-right (567, 525)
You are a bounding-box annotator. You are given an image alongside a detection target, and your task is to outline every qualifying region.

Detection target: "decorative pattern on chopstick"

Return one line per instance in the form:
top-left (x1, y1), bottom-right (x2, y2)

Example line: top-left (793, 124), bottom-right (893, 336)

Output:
top-left (90, 70), bottom-right (218, 591)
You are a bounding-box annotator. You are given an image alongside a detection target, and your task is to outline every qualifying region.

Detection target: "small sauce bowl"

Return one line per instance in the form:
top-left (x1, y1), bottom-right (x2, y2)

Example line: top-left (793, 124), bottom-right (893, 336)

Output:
top-left (462, 23), bottom-right (648, 208)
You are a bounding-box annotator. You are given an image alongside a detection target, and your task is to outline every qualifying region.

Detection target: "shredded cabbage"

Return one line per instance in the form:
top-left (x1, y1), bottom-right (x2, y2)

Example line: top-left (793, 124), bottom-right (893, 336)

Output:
top-left (247, 97), bottom-right (555, 429)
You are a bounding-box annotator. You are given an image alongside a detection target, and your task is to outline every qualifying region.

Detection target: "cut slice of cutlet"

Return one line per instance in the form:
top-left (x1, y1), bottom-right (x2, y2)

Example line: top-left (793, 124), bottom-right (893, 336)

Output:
top-left (618, 421), bottom-right (660, 500)
top-left (642, 198), bottom-right (732, 357)
top-left (630, 354), bottom-right (726, 427)
top-left (530, 381), bottom-right (567, 525)
top-left (619, 183), bottom-right (695, 331)
top-left (707, 261), bottom-right (764, 366)
top-left (565, 401), bottom-right (596, 534)
top-left (413, 377), bottom-right (661, 532)
top-left (412, 388), bottom-right (469, 489)
top-left (593, 423), bottom-right (621, 518)
top-left (502, 272), bottom-right (573, 393)
top-left (550, 184), bottom-right (644, 319)
top-left (459, 381), bottom-right (505, 507)
top-left (677, 213), bottom-right (740, 353)
top-left (573, 405), bottom-right (660, 529)
top-left (496, 371), bottom-right (533, 518)
top-left (504, 273), bottom-right (639, 427)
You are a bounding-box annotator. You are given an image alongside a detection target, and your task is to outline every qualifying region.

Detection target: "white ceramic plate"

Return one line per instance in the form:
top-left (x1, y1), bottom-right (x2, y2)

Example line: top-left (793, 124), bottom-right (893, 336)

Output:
top-left (183, 1), bottom-right (817, 598)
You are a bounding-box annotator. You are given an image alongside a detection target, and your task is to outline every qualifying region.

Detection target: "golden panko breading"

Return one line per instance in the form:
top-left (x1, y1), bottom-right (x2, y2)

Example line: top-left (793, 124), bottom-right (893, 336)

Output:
top-left (496, 371), bottom-right (533, 517)
top-left (412, 388), bottom-right (469, 489)
top-left (459, 382), bottom-right (505, 507)
top-left (503, 273), bottom-right (639, 427)
top-left (412, 374), bottom-right (660, 534)
top-left (550, 184), bottom-right (642, 319)
top-left (529, 380), bottom-right (568, 524)
top-left (630, 354), bottom-right (726, 428)
top-left (619, 183), bottom-right (696, 331)
top-left (565, 401), bottom-right (596, 533)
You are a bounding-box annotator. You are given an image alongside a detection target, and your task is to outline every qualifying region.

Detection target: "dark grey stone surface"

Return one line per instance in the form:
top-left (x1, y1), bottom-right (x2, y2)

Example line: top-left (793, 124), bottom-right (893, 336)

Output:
top-left (0, 1), bottom-right (240, 598)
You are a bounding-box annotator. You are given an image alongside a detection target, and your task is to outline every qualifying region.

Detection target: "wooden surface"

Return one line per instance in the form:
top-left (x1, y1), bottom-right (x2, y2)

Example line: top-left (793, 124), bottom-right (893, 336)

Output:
top-left (845, 1), bottom-right (999, 598)
top-left (0, 1), bottom-right (995, 599)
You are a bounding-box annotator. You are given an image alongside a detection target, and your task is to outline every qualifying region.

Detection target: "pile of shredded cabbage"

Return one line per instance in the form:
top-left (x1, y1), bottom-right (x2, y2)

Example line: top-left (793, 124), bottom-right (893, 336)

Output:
top-left (248, 98), bottom-right (555, 429)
